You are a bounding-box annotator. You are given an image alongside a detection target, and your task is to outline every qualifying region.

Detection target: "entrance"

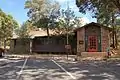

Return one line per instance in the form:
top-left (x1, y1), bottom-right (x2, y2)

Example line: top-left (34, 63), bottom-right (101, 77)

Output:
top-left (88, 36), bottom-right (97, 52)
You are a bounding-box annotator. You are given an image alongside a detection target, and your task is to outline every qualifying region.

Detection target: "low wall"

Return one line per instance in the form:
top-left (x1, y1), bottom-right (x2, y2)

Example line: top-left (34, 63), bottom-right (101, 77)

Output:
top-left (81, 52), bottom-right (107, 58)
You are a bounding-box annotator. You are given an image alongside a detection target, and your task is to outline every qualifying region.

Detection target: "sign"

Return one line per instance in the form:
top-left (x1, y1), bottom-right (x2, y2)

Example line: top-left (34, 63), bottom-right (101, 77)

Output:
top-left (79, 40), bottom-right (84, 44)
top-left (65, 45), bottom-right (71, 50)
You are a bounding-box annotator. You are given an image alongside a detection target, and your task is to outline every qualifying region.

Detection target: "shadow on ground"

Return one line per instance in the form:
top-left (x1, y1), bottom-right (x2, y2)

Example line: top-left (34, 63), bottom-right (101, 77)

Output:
top-left (0, 58), bottom-right (120, 80)
top-left (56, 60), bottom-right (120, 80)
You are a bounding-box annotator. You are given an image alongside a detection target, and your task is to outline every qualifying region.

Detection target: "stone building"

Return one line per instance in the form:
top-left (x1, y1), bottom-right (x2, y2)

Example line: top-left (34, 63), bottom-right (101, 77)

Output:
top-left (75, 22), bottom-right (111, 54)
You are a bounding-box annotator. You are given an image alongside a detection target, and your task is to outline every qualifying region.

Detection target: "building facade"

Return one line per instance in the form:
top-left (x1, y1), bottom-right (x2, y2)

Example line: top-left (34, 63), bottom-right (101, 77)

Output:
top-left (75, 22), bottom-right (111, 53)
top-left (10, 22), bottom-right (111, 55)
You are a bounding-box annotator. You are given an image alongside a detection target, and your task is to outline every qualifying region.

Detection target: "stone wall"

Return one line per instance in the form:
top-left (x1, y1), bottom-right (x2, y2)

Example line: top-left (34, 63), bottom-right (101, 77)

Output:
top-left (77, 28), bottom-right (85, 53)
top-left (85, 26), bottom-right (100, 36)
top-left (85, 25), bottom-right (101, 51)
top-left (81, 52), bottom-right (107, 58)
top-left (101, 27), bottom-right (110, 52)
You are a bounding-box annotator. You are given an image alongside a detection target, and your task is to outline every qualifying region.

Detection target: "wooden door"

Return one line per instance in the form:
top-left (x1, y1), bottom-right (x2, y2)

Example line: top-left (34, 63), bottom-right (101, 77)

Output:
top-left (88, 36), bottom-right (97, 52)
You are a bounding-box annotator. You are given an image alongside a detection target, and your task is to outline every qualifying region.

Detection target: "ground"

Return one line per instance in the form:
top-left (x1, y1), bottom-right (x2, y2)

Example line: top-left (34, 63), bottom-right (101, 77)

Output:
top-left (0, 56), bottom-right (120, 80)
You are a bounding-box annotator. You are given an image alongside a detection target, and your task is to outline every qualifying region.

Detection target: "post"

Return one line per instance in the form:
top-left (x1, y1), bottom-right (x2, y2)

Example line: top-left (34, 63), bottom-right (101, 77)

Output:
top-left (66, 28), bottom-right (69, 60)
top-left (65, 1), bottom-right (70, 60)
top-left (4, 38), bottom-right (7, 56)
top-left (112, 13), bottom-right (115, 48)
top-left (30, 39), bottom-right (32, 54)
top-left (65, 44), bottom-right (71, 60)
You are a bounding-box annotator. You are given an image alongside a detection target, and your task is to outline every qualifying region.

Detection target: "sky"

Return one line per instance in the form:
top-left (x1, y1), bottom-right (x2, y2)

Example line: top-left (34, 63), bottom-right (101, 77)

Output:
top-left (0, 0), bottom-right (96, 25)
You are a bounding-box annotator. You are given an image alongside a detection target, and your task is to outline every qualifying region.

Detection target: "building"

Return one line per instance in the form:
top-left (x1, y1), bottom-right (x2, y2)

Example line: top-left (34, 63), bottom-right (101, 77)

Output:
top-left (10, 28), bottom-right (54, 54)
top-left (75, 22), bottom-right (111, 54)
top-left (10, 28), bottom-right (76, 54)
top-left (10, 22), bottom-right (112, 56)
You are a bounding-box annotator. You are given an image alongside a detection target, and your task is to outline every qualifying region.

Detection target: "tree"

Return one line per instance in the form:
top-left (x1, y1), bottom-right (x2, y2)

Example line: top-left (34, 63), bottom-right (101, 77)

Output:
top-left (25, 0), bottom-right (60, 37)
top-left (53, 6), bottom-right (83, 41)
top-left (57, 7), bottom-right (76, 44)
top-left (115, 18), bottom-right (120, 48)
top-left (74, 17), bottom-right (83, 27)
top-left (76, 0), bottom-right (120, 48)
top-left (76, 0), bottom-right (120, 25)
top-left (15, 22), bottom-right (30, 39)
top-left (76, 0), bottom-right (120, 22)
top-left (0, 9), bottom-right (19, 50)
top-left (76, 0), bottom-right (120, 14)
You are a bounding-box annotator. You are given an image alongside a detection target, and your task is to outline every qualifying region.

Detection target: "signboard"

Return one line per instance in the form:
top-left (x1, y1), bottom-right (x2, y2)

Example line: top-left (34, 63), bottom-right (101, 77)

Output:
top-left (65, 45), bottom-right (71, 50)
top-left (79, 40), bottom-right (84, 44)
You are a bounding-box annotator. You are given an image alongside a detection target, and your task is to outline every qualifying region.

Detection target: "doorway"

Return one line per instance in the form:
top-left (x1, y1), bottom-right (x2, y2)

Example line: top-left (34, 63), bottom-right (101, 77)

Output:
top-left (88, 36), bottom-right (98, 52)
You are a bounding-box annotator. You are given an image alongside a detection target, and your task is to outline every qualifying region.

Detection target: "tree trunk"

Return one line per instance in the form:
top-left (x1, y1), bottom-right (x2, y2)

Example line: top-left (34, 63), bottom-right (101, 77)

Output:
top-left (46, 27), bottom-right (50, 44)
top-left (112, 13), bottom-right (115, 48)
top-left (4, 38), bottom-right (6, 53)
top-left (47, 27), bottom-right (50, 37)
top-left (67, 33), bottom-right (69, 45)
top-left (112, 28), bottom-right (115, 48)
top-left (30, 39), bottom-right (32, 53)
top-left (0, 39), bottom-right (2, 48)
top-left (111, 13), bottom-right (118, 49)
top-left (115, 30), bottom-right (118, 49)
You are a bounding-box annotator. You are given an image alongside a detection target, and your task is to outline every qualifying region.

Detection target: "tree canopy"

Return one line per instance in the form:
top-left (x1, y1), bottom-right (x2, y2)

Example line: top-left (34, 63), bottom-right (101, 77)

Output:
top-left (0, 8), bottom-right (19, 48)
top-left (76, 0), bottom-right (120, 13)
top-left (25, 0), bottom-right (60, 36)
top-left (76, 0), bottom-right (120, 25)
top-left (0, 9), bottom-right (19, 39)
top-left (54, 8), bottom-right (76, 35)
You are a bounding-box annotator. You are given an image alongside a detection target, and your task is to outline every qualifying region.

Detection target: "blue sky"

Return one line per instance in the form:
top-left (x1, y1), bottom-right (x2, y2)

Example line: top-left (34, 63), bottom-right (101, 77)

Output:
top-left (0, 0), bottom-right (28, 24)
top-left (0, 0), bottom-right (96, 25)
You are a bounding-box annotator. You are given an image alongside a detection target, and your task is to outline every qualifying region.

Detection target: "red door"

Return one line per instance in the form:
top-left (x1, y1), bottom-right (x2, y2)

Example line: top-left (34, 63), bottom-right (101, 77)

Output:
top-left (88, 36), bottom-right (97, 52)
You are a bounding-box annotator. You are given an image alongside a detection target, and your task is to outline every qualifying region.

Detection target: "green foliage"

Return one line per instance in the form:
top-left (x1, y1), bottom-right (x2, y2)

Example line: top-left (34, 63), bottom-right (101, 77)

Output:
top-left (0, 10), bottom-right (19, 38)
top-left (25, 0), bottom-right (60, 36)
top-left (116, 18), bottom-right (120, 37)
top-left (0, 9), bottom-right (19, 47)
top-left (54, 8), bottom-right (76, 35)
top-left (76, 0), bottom-right (120, 25)
top-left (116, 18), bottom-right (120, 26)
top-left (54, 7), bottom-right (82, 35)
top-left (14, 21), bottom-right (33, 54)
top-left (76, 0), bottom-right (120, 14)
top-left (74, 17), bottom-right (83, 27)
top-left (15, 21), bottom-right (32, 38)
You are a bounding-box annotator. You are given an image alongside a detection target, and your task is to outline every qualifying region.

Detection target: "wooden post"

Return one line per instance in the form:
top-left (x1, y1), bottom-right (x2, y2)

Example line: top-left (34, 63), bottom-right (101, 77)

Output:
top-left (30, 39), bottom-right (32, 54)
top-left (65, 44), bottom-right (71, 60)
